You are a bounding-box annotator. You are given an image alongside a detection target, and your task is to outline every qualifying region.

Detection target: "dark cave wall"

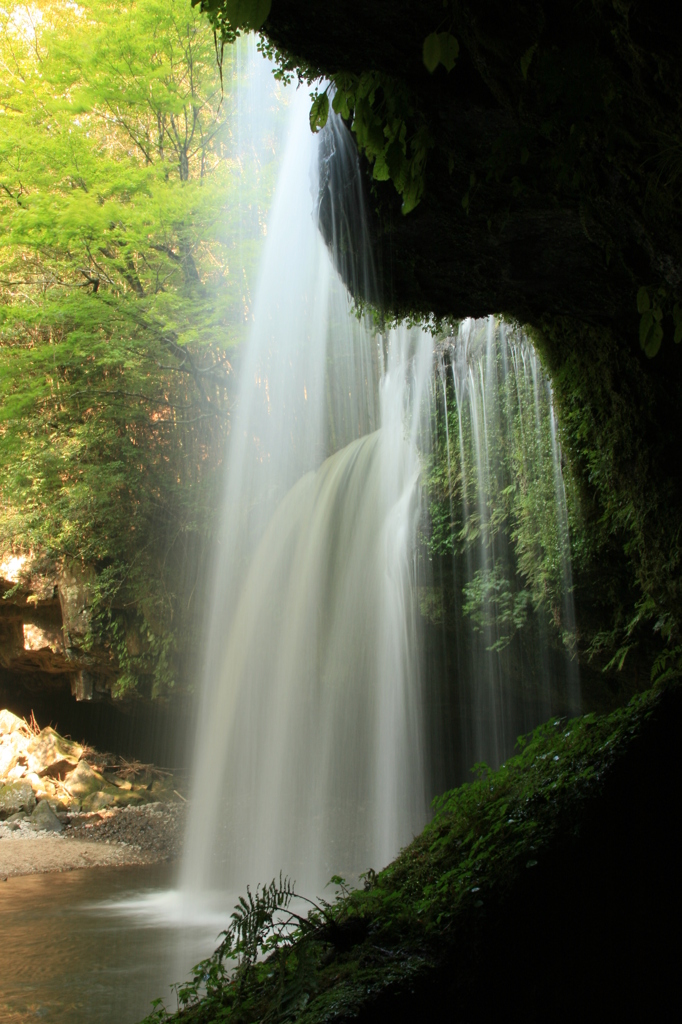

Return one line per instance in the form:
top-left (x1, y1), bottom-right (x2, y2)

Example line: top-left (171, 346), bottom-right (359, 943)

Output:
top-left (256, 0), bottom-right (682, 647)
top-left (262, 0), bottom-right (682, 319)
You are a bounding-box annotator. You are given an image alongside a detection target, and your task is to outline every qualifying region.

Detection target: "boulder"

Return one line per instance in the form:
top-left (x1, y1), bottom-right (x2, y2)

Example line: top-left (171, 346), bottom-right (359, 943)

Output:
top-left (112, 790), bottom-right (145, 808)
top-left (22, 622), bottom-right (64, 654)
top-left (31, 799), bottom-right (63, 832)
top-left (109, 777), bottom-right (132, 791)
top-left (150, 775), bottom-right (177, 802)
top-left (0, 738), bottom-right (17, 778)
top-left (0, 780), bottom-right (36, 819)
top-left (63, 761), bottom-right (120, 809)
top-left (29, 774), bottom-right (70, 811)
top-left (0, 709), bottom-right (25, 736)
top-left (62, 760), bottom-right (105, 801)
top-left (81, 790), bottom-right (116, 811)
top-left (26, 727), bottom-right (83, 777)
top-left (0, 731), bottom-right (30, 777)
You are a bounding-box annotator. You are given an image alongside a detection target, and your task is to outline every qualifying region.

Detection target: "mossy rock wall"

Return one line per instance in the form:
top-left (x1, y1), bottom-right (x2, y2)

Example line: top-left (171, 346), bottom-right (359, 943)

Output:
top-left (250, 0), bottom-right (682, 647)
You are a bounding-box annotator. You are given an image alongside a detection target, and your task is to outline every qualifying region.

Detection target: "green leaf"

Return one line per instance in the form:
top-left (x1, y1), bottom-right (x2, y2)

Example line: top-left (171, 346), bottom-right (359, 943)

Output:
top-left (423, 33), bottom-right (441, 73)
top-left (401, 177), bottom-right (423, 215)
top-left (639, 310), bottom-right (653, 347)
top-left (221, 0), bottom-right (272, 30)
top-left (385, 139), bottom-right (408, 189)
top-left (644, 322), bottom-right (663, 358)
top-left (673, 302), bottom-right (682, 325)
top-left (309, 91), bottom-right (329, 133)
top-left (437, 32), bottom-right (459, 72)
top-left (372, 151), bottom-right (391, 181)
top-left (333, 72), bottom-right (360, 94)
top-left (331, 89), bottom-right (351, 120)
top-left (636, 286), bottom-right (650, 313)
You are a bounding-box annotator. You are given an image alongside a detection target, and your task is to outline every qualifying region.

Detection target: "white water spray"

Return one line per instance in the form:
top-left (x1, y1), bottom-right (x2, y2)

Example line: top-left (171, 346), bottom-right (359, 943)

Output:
top-left (182, 77), bottom-right (431, 897)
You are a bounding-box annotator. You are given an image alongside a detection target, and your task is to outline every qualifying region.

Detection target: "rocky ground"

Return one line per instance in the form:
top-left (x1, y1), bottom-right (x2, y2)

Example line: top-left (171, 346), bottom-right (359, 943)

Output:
top-left (0, 707), bottom-right (187, 877)
top-left (65, 800), bottom-right (185, 859)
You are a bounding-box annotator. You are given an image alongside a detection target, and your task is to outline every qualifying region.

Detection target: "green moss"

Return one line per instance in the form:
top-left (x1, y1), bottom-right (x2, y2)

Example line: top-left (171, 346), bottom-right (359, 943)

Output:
top-left (528, 317), bottom-right (682, 681)
top-left (143, 682), bottom-right (679, 1023)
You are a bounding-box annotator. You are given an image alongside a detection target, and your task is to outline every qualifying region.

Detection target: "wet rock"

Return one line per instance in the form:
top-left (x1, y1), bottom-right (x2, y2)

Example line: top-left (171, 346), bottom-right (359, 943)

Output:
top-left (26, 727), bottom-right (83, 777)
top-left (31, 799), bottom-right (63, 832)
top-left (0, 780), bottom-right (36, 819)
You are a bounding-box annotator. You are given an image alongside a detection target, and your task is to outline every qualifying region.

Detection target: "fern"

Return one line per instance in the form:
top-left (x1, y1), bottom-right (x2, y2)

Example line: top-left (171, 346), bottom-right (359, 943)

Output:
top-left (229, 874), bottom-right (299, 968)
top-left (141, 874), bottom-right (343, 1023)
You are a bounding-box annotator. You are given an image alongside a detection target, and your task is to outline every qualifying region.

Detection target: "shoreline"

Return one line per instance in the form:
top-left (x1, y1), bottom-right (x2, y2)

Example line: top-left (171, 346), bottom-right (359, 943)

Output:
top-left (0, 801), bottom-right (185, 879)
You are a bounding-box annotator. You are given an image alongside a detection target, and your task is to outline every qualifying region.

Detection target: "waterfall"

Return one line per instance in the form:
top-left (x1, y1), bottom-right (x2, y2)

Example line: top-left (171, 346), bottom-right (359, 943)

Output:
top-left (93, 54), bottom-right (584, 1007)
top-left (181, 78), bottom-right (431, 896)
top-left (429, 317), bottom-right (580, 779)
top-left (178, 49), bottom-right (580, 903)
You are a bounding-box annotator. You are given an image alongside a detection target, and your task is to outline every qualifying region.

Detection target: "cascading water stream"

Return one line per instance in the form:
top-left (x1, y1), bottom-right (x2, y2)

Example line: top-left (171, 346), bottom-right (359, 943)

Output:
top-left (181, 80), bottom-right (431, 897)
top-left (179, 76), bottom-right (582, 899)
top-left (431, 317), bottom-right (580, 777)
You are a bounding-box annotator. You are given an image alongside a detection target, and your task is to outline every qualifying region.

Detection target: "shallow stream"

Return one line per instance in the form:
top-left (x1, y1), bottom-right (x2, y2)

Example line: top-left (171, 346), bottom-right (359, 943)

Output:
top-left (0, 865), bottom-right (226, 1024)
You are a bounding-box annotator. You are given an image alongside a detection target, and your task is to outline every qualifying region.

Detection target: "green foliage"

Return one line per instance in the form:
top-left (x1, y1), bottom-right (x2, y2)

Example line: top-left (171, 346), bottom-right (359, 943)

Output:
top-left (528, 315), bottom-right (682, 685)
top-left (141, 874), bottom-right (346, 1022)
top-left (304, 72), bottom-right (433, 215)
top-left (308, 90), bottom-right (329, 134)
top-left (636, 286), bottom-right (682, 357)
top-left (198, 4), bottom-right (434, 214)
top-left (0, 0), bottom-right (277, 695)
top-left (462, 564), bottom-right (532, 651)
top-left (332, 72), bottom-right (433, 215)
top-left (193, 0), bottom-right (271, 34)
top-left (422, 321), bottom-right (577, 653)
top-left (144, 684), bottom-right (671, 1024)
top-left (422, 32), bottom-right (459, 75)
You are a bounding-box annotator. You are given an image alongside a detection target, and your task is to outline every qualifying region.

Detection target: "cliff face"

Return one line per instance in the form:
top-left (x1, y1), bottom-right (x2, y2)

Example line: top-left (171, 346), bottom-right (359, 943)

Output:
top-left (0, 557), bottom-right (192, 766)
top-left (0, 556), bottom-right (114, 703)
